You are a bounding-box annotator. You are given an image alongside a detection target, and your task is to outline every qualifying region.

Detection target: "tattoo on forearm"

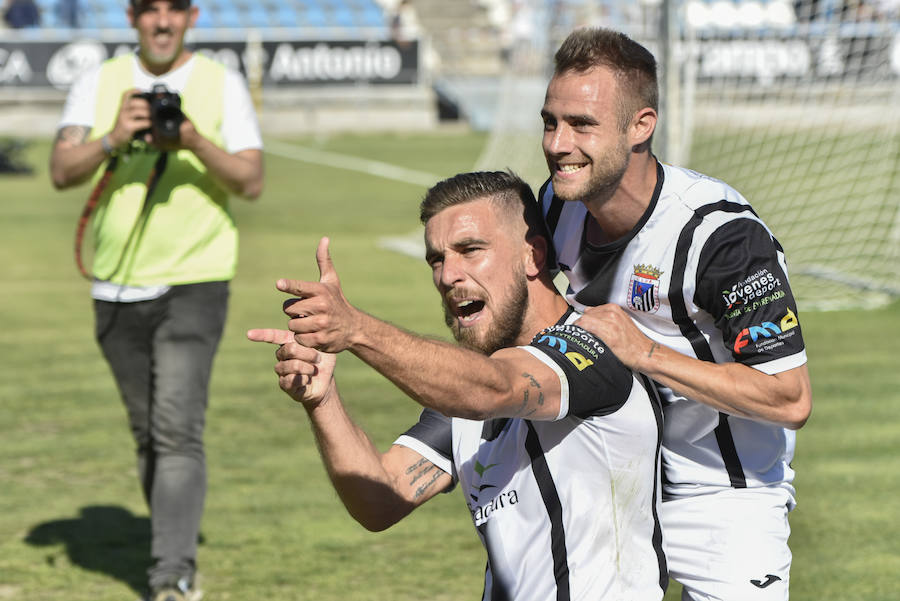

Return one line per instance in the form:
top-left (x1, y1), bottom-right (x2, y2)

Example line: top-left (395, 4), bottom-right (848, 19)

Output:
top-left (55, 125), bottom-right (91, 145)
top-left (406, 457), bottom-right (428, 474)
top-left (414, 470), bottom-right (444, 499)
top-left (406, 459), bottom-right (443, 499)
top-left (407, 458), bottom-right (435, 486)
top-left (516, 372), bottom-right (544, 417)
top-left (647, 342), bottom-right (659, 359)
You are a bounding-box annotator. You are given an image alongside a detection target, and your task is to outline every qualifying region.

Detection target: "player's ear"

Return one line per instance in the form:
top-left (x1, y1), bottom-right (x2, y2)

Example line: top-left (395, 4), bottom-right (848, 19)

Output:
top-left (524, 234), bottom-right (548, 278)
top-left (630, 107), bottom-right (657, 151)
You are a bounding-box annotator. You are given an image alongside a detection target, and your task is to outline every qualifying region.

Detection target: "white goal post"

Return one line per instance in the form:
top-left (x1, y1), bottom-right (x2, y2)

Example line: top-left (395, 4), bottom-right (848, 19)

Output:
top-left (475, 0), bottom-right (900, 310)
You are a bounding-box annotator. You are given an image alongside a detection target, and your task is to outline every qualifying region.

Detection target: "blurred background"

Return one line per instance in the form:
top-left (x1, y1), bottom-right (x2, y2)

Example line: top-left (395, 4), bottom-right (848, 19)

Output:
top-left (3, 0), bottom-right (897, 310)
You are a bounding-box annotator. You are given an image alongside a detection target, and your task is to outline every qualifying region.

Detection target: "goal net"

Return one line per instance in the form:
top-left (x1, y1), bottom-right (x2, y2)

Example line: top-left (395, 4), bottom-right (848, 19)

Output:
top-left (475, 0), bottom-right (900, 310)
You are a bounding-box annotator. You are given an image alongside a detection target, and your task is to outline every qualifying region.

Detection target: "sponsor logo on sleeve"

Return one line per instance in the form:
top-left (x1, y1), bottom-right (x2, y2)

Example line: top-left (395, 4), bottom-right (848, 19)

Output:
top-left (627, 264), bottom-right (663, 313)
top-left (733, 308), bottom-right (800, 355)
top-left (536, 324), bottom-right (605, 372)
top-left (722, 269), bottom-right (784, 318)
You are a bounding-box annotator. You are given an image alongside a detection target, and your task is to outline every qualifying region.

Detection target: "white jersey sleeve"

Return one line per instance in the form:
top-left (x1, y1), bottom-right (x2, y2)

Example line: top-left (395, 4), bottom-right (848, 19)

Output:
top-left (221, 68), bottom-right (263, 154)
top-left (57, 64), bottom-right (102, 129)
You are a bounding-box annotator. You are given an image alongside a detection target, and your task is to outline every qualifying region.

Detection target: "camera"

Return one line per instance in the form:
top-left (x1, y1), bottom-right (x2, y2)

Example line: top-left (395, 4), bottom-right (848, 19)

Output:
top-left (134, 84), bottom-right (184, 142)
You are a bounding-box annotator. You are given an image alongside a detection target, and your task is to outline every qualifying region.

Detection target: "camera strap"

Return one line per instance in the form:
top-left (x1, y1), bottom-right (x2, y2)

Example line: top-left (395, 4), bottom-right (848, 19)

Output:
top-left (74, 151), bottom-right (169, 281)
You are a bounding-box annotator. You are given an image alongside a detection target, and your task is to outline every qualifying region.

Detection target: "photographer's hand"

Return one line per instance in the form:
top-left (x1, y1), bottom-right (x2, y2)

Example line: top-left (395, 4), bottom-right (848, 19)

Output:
top-left (49, 88), bottom-right (151, 189)
top-left (152, 115), bottom-right (200, 153)
top-left (171, 115), bottom-right (264, 199)
top-left (109, 88), bottom-right (153, 149)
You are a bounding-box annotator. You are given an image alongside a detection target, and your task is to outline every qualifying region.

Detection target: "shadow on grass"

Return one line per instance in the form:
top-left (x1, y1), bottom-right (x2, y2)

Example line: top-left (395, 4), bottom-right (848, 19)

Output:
top-left (23, 505), bottom-right (151, 596)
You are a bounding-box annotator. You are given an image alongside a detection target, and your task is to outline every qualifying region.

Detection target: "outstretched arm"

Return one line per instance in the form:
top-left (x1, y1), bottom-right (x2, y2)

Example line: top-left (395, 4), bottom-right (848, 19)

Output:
top-left (575, 304), bottom-right (811, 429)
top-left (274, 237), bottom-right (565, 421)
top-left (246, 329), bottom-right (451, 530)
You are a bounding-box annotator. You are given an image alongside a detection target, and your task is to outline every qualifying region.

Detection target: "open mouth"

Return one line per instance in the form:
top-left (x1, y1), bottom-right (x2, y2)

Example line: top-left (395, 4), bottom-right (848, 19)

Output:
top-left (454, 299), bottom-right (485, 324)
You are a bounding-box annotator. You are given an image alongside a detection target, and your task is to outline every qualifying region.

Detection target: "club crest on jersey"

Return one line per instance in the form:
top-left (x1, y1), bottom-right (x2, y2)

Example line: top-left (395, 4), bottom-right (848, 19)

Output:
top-left (627, 264), bottom-right (663, 313)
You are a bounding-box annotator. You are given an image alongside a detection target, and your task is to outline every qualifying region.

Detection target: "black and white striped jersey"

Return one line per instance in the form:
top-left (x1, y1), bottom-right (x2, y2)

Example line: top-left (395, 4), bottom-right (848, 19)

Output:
top-left (395, 310), bottom-right (667, 601)
top-left (538, 162), bottom-right (807, 500)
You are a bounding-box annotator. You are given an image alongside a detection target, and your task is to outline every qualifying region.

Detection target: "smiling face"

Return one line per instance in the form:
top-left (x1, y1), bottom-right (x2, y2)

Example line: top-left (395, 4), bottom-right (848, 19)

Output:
top-left (424, 197), bottom-right (531, 356)
top-left (541, 66), bottom-right (633, 204)
top-left (129, 0), bottom-right (197, 74)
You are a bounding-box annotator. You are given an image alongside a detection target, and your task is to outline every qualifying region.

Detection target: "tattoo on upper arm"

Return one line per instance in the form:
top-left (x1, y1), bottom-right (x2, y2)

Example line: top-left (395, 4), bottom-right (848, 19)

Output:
top-left (515, 372), bottom-right (544, 417)
top-left (406, 457), bottom-right (444, 499)
top-left (55, 125), bottom-right (91, 146)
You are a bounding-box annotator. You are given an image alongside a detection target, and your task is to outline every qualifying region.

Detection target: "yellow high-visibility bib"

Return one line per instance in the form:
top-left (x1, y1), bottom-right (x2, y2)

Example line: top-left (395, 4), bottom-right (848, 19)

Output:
top-left (87, 53), bottom-right (236, 286)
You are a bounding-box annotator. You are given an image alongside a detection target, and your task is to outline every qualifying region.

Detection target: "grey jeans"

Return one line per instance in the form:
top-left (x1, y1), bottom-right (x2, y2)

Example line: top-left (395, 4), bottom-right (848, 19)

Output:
top-left (94, 281), bottom-right (228, 588)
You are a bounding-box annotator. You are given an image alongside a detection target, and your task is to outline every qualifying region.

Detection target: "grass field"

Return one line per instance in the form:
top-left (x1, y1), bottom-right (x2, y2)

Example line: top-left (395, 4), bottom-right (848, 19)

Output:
top-left (1, 133), bottom-right (898, 601)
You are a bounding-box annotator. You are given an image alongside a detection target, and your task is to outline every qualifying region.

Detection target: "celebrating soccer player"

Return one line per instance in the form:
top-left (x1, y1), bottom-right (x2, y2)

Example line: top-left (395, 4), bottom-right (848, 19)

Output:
top-left (249, 171), bottom-right (668, 601)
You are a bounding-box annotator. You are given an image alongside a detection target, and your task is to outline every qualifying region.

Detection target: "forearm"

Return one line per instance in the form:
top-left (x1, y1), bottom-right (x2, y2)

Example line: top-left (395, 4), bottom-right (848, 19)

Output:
top-left (306, 383), bottom-right (414, 531)
top-left (346, 313), bottom-right (522, 421)
top-left (50, 136), bottom-right (110, 189)
top-left (638, 342), bottom-right (811, 429)
top-left (188, 137), bottom-right (263, 199)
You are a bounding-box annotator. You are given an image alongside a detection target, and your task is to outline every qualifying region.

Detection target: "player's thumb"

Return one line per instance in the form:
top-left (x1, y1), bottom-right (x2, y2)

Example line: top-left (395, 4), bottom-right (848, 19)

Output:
top-left (316, 236), bottom-right (339, 285)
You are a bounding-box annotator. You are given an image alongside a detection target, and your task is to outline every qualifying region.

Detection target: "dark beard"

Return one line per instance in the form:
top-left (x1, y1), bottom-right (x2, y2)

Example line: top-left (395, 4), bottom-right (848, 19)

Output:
top-left (443, 271), bottom-right (530, 356)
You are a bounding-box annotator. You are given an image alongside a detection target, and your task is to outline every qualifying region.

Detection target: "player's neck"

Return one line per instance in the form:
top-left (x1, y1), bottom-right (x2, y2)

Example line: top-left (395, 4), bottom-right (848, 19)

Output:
top-left (583, 154), bottom-right (657, 245)
top-left (519, 284), bottom-right (571, 344)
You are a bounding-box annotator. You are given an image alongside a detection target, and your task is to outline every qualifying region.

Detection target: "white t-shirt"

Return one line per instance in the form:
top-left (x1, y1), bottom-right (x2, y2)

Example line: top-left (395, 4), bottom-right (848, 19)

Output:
top-left (58, 52), bottom-right (263, 155)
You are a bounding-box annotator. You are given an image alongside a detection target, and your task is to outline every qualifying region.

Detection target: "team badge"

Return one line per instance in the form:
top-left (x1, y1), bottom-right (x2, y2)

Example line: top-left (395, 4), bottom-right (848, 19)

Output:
top-left (627, 264), bottom-right (663, 313)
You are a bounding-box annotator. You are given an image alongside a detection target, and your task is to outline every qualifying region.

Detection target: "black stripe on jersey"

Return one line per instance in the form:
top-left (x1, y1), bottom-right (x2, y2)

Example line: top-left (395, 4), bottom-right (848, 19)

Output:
top-left (540, 180), bottom-right (565, 274)
top-left (482, 418), bottom-right (510, 442)
top-left (669, 199), bottom-right (755, 489)
top-left (478, 532), bottom-right (512, 601)
top-left (639, 373), bottom-right (669, 594)
top-left (714, 414), bottom-right (746, 487)
top-left (544, 191), bottom-right (565, 237)
top-left (525, 421), bottom-right (571, 601)
top-left (569, 162), bottom-right (665, 308)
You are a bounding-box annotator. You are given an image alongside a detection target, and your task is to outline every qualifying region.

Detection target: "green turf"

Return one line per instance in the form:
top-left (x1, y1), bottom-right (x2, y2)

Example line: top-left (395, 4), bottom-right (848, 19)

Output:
top-left (1, 134), bottom-right (898, 601)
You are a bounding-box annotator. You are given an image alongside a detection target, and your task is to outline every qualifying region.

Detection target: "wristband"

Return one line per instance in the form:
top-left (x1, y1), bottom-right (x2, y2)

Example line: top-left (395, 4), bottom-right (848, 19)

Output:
top-left (101, 134), bottom-right (116, 156)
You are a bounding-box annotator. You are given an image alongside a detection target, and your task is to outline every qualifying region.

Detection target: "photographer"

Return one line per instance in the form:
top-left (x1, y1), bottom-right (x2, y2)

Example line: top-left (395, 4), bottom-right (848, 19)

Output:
top-left (49, 1), bottom-right (263, 600)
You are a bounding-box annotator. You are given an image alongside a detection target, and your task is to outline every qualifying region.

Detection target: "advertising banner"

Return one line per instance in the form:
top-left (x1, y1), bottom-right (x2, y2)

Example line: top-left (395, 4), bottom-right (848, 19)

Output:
top-left (0, 38), bottom-right (420, 90)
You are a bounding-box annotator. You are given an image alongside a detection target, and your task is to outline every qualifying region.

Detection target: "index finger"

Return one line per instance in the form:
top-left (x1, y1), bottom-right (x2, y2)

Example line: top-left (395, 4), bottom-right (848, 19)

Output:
top-left (246, 328), bottom-right (294, 345)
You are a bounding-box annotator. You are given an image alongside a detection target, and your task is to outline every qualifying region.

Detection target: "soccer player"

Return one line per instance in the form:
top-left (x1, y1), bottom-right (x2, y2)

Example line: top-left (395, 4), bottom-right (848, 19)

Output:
top-left (248, 171), bottom-right (667, 601)
top-left (538, 28), bottom-right (812, 600)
